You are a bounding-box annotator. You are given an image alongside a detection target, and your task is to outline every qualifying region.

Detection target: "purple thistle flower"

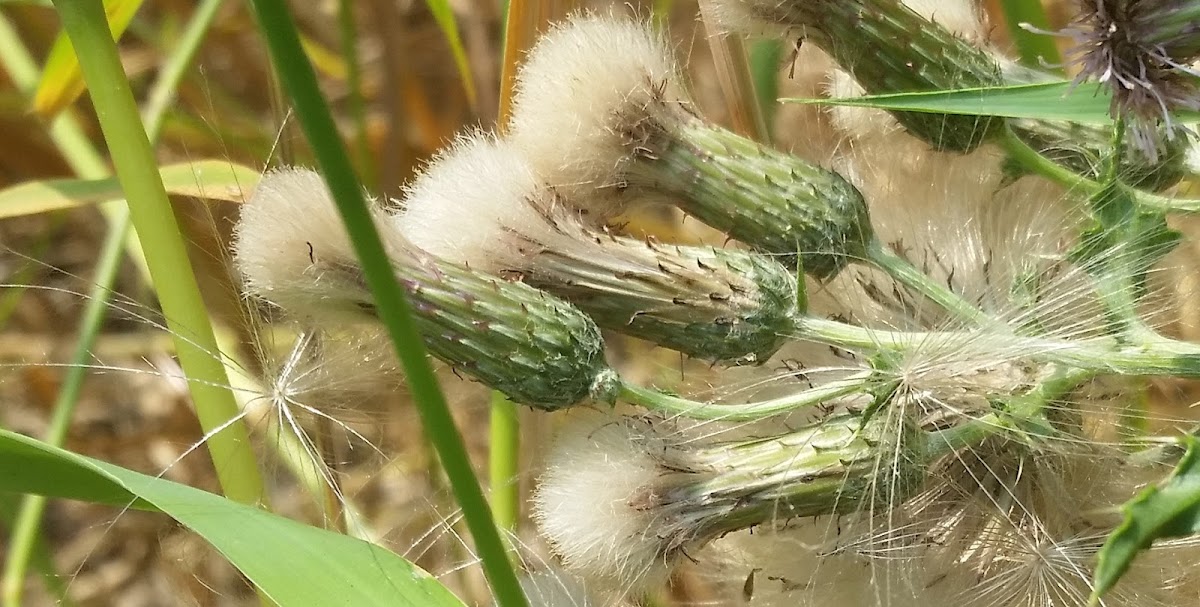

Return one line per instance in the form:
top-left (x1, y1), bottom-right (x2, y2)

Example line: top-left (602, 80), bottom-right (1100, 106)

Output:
top-left (1061, 0), bottom-right (1200, 160)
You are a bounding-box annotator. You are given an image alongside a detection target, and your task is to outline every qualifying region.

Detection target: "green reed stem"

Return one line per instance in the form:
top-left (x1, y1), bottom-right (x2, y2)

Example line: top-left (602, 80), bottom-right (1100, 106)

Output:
top-left (2, 207), bottom-right (129, 607)
top-left (51, 0), bottom-right (264, 509)
top-left (244, 2), bottom-right (528, 605)
top-left (489, 392), bottom-right (521, 538)
top-left (1, 4), bottom-right (228, 601)
top-left (336, 0), bottom-right (373, 186)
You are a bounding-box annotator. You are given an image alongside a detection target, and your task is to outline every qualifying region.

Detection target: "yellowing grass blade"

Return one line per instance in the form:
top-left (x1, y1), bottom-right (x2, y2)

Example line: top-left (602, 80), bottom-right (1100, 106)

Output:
top-left (0, 160), bottom-right (260, 219)
top-left (32, 0), bottom-right (143, 119)
top-left (300, 33), bottom-right (348, 81)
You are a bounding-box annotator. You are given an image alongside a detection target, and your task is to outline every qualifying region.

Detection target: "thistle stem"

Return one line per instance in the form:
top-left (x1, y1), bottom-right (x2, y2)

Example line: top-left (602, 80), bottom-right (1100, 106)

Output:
top-left (999, 126), bottom-right (1200, 213)
top-left (616, 371), bottom-right (881, 421)
top-left (864, 238), bottom-right (991, 326)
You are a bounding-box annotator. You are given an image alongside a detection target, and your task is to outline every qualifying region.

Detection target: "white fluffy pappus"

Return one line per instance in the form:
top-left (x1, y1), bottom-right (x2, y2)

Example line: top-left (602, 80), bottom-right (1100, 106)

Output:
top-left (507, 12), bottom-right (683, 208)
top-left (392, 132), bottom-right (586, 270)
top-left (234, 167), bottom-right (409, 322)
top-left (532, 411), bottom-right (677, 596)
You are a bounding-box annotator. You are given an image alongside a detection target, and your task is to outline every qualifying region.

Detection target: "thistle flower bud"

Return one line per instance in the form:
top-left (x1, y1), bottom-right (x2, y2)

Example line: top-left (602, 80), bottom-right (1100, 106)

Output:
top-left (234, 168), bottom-right (618, 410)
top-left (709, 0), bottom-right (1005, 151)
top-left (509, 14), bottom-right (873, 278)
top-left (534, 411), bottom-right (926, 591)
top-left (394, 134), bottom-right (798, 364)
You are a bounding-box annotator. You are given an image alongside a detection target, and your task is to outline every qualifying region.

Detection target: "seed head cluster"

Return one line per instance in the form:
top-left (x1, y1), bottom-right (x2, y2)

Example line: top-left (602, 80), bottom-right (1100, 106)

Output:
top-left (231, 3), bottom-right (1200, 606)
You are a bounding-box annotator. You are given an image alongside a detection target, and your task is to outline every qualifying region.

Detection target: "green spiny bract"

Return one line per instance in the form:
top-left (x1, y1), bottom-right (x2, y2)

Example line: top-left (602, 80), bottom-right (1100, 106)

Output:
top-left (648, 411), bottom-right (926, 551)
top-left (327, 255), bottom-right (620, 411)
top-left (521, 233), bottom-right (798, 364)
top-left (741, 0), bottom-right (1005, 151)
top-left (629, 106), bottom-right (873, 279)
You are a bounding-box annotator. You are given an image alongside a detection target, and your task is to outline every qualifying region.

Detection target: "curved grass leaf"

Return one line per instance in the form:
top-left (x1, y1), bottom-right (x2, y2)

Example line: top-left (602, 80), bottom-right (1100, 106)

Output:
top-left (0, 429), bottom-right (467, 607)
top-left (1091, 435), bottom-right (1200, 603)
top-left (34, 0), bottom-right (143, 118)
top-left (784, 81), bottom-right (1119, 123)
top-left (0, 160), bottom-right (259, 219)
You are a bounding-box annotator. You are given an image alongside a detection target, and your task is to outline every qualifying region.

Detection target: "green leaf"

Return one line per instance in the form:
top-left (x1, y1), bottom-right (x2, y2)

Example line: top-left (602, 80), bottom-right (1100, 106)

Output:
top-left (0, 429), bottom-right (467, 607)
top-left (784, 81), bottom-right (1118, 123)
top-left (1092, 435), bottom-right (1200, 603)
top-left (0, 160), bottom-right (259, 219)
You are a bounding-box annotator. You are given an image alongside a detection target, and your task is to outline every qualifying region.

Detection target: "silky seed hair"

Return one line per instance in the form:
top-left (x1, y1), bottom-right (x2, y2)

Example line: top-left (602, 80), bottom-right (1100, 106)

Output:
top-left (508, 11), bottom-right (683, 210)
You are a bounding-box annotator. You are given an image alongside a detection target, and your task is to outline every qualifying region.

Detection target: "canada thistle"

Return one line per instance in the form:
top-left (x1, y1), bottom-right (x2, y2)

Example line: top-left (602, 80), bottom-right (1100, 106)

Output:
top-left (234, 168), bottom-right (619, 410)
top-left (507, 14), bottom-right (873, 279)
top-left (709, 0), bottom-right (1006, 151)
top-left (534, 410), bottom-right (926, 591)
top-left (393, 133), bottom-right (799, 364)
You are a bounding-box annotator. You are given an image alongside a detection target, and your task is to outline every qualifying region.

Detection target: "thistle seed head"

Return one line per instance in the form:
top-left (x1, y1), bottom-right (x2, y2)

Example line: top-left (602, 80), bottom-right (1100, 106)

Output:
top-left (1061, 0), bottom-right (1200, 160)
top-left (534, 410), bottom-right (926, 594)
top-left (509, 14), bottom-right (876, 278)
top-left (234, 168), bottom-right (410, 322)
top-left (709, 0), bottom-right (1006, 151)
top-left (234, 168), bottom-right (618, 410)
top-left (393, 133), bottom-right (799, 364)
top-left (508, 11), bottom-right (683, 208)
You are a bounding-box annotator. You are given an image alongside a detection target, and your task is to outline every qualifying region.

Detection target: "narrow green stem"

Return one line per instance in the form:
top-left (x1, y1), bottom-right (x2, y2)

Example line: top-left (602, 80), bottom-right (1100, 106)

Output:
top-left (618, 371), bottom-right (880, 421)
top-left (2, 4), bottom-right (228, 602)
top-left (999, 126), bottom-right (1200, 212)
top-left (244, 2), bottom-right (528, 606)
top-left (489, 392), bottom-right (520, 539)
top-left (52, 0), bottom-right (264, 510)
top-left (998, 0), bottom-right (1063, 71)
top-left (864, 238), bottom-right (990, 326)
top-left (140, 0), bottom-right (223, 137)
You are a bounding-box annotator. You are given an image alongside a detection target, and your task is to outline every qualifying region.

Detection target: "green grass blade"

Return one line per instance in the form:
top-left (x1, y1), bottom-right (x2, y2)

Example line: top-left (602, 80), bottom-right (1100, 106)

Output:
top-left (2, 4), bottom-right (228, 599)
top-left (421, 0), bottom-right (477, 110)
top-left (785, 81), bottom-right (1118, 123)
top-left (0, 430), bottom-right (467, 607)
top-left (998, 0), bottom-right (1062, 71)
top-left (749, 38), bottom-right (781, 131)
top-left (50, 0), bottom-right (265, 508)
top-left (139, 0), bottom-right (224, 136)
top-left (0, 160), bottom-right (259, 218)
top-left (243, 2), bottom-right (527, 606)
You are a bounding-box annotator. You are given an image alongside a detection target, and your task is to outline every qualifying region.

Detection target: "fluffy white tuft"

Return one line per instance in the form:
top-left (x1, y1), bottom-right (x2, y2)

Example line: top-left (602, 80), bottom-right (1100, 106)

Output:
top-left (532, 411), bottom-right (672, 595)
top-left (392, 133), bottom-right (561, 268)
top-left (234, 167), bottom-right (407, 321)
top-left (507, 12), bottom-right (681, 209)
top-left (391, 132), bottom-right (617, 274)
